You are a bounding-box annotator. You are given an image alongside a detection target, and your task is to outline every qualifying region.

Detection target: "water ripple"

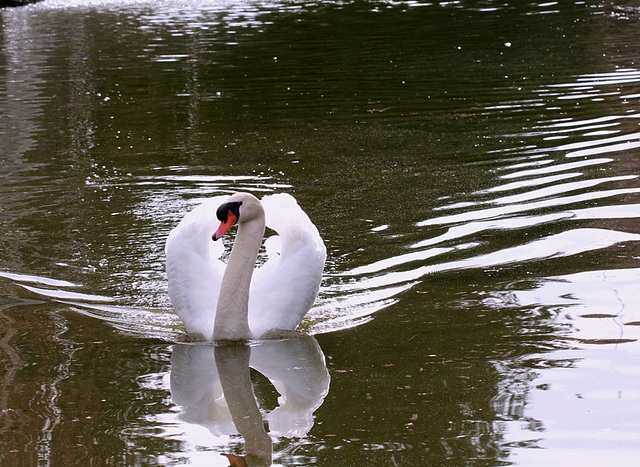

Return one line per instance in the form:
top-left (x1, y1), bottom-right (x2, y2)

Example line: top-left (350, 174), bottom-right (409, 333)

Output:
top-left (498, 157), bottom-right (613, 179)
top-left (418, 188), bottom-right (640, 227)
top-left (485, 268), bottom-right (640, 343)
top-left (343, 229), bottom-right (640, 292)
top-left (324, 66), bottom-right (640, 334)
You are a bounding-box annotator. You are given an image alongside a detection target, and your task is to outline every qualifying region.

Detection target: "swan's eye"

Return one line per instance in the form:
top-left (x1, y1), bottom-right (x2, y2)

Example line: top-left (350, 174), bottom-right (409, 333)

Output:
top-left (216, 201), bottom-right (242, 223)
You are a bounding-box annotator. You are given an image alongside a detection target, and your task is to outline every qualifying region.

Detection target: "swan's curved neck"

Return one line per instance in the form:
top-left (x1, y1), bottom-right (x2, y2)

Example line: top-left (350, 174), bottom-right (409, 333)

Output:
top-left (214, 216), bottom-right (265, 340)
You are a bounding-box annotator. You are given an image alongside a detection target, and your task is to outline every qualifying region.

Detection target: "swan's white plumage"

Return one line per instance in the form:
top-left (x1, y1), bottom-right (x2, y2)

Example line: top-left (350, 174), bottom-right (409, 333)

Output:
top-left (165, 193), bottom-right (325, 340)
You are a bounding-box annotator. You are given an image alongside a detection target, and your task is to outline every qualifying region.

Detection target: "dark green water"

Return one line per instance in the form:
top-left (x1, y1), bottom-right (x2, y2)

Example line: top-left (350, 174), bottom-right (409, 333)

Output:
top-left (2, 1), bottom-right (640, 465)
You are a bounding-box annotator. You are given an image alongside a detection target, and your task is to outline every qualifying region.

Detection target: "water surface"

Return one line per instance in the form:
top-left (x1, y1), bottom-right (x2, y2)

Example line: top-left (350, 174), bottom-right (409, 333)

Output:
top-left (1, 0), bottom-right (640, 465)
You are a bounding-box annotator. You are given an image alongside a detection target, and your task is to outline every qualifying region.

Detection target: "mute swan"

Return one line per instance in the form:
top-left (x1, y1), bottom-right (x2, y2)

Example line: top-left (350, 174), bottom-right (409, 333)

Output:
top-left (165, 192), bottom-right (326, 341)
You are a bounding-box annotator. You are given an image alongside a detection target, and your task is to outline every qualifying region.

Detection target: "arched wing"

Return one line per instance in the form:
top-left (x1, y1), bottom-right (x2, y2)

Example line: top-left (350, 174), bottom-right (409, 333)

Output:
top-left (248, 335), bottom-right (330, 437)
top-left (165, 196), bottom-right (228, 339)
top-left (249, 194), bottom-right (326, 336)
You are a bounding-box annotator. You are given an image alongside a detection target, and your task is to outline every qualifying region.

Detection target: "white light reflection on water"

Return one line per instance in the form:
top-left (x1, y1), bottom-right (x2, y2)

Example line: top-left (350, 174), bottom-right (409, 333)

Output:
top-left (441, 175), bottom-right (638, 208)
top-left (418, 188), bottom-right (640, 227)
top-left (458, 68), bottom-right (640, 464)
top-left (488, 268), bottom-right (640, 465)
top-left (340, 228), bottom-right (640, 291)
top-left (30, 0), bottom-right (305, 36)
top-left (488, 268), bottom-right (640, 343)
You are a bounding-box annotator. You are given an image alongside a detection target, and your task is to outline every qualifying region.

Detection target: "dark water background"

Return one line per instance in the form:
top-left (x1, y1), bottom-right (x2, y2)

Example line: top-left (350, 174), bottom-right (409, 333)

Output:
top-left (2, 0), bottom-right (640, 465)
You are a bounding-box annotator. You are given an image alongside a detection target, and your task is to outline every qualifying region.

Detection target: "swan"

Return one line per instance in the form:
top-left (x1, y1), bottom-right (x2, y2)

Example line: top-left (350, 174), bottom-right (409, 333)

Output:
top-left (165, 192), bottom-right (326, 341)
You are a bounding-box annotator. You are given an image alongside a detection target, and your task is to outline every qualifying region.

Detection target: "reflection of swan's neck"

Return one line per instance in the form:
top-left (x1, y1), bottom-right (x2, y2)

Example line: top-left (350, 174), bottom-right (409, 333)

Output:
top-left (215, 345), bottom-right (272, 466)
top-left (214, 217), bottom-right (265, 340)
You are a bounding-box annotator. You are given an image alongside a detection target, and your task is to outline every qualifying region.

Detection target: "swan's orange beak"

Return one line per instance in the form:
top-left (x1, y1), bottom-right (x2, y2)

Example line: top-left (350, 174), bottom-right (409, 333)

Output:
top-left (212, 210), bottom-right (237, 241)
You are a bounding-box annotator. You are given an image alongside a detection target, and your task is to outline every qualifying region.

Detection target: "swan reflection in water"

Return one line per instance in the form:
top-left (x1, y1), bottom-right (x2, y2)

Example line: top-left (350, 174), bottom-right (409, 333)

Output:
top-left (170, 333), bottom-right (330, 466)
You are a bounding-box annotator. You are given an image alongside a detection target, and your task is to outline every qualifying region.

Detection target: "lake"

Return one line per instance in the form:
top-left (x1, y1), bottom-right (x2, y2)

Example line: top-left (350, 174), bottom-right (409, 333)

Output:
top-left (1, 0), bottom-right (640, 465)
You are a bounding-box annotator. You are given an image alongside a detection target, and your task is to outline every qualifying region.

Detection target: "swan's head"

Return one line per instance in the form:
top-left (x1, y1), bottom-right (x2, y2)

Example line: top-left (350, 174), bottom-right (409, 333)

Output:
top-left (212, 192), bottom-right (263, 241)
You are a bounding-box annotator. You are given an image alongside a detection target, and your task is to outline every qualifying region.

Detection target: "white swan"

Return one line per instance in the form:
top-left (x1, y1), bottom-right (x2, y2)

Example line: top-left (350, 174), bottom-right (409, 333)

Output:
top-left (165, 192), bottom-right (326, 341)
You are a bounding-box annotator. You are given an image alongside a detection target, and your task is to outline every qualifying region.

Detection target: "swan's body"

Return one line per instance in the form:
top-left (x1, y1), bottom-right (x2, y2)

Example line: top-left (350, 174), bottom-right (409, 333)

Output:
top-left (165, 193), bottom-right (326, 341)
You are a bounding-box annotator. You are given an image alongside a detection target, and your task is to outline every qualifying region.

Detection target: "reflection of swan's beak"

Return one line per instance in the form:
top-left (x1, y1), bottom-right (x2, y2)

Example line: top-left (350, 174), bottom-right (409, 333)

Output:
top-left (223, 453), bottom-right (249, 467)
